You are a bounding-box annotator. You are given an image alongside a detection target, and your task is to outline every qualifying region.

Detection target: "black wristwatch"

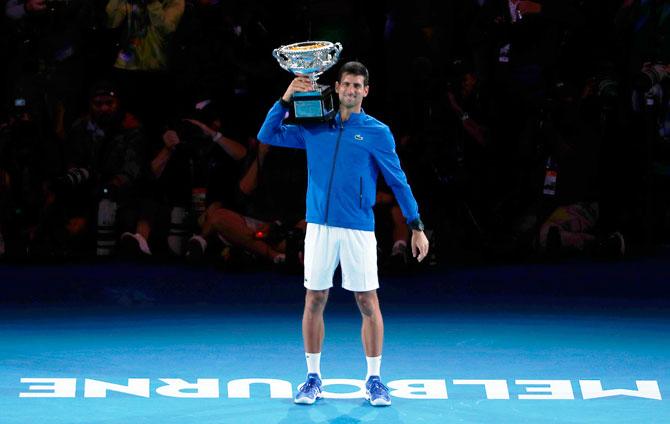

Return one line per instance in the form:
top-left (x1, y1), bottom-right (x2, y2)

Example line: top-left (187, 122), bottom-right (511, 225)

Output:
top-left (409, 218), bottom-right (424, 232)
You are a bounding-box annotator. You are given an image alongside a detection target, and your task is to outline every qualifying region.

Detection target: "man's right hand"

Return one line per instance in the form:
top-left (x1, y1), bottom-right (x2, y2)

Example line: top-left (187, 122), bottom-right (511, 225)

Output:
top-left (162, 130), bottom-right (180, 150)
top-left (25, 0), bottom-right (47, 13)
top-left (281, 76), bottom-right (313, 102)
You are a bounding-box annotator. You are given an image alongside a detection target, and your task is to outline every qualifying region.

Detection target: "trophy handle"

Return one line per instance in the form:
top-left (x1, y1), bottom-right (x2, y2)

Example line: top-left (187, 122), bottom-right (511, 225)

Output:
top-left (329, 42), bottom-right (343, 61)
top-left (272, 48), bottom-right (287, 62)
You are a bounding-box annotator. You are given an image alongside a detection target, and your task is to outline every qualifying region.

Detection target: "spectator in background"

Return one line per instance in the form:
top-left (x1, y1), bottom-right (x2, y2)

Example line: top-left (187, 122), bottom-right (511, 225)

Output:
top-left (0, 93), bottom-right (59, 258)
top-left (470, 0), bottom-right (585, 142)
top-left (5, 0), bottom-right (97, 140)
top-left (48, 81), bottom-right (145, 256)
top-left (615, 0), bottom-right (670, 75)
top-left (105, 0), bottom-right (184, 131)
top-left (464, 1), bottom-right (585, 247)
top-left (120, 99), bottom-right (247, 257)
top-left (106, 0), bottom-right (184, 72)
top-left (533, 77), bottom-right (625, 257)
top-left (187, 138), bottom-right (307, 266)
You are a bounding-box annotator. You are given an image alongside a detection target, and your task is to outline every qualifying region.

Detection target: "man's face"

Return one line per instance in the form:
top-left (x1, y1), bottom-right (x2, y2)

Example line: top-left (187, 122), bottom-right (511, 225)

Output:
top-left (335, 73), bottom-right (369, 110)
top-left (90, 95), bottom-right (120, 127)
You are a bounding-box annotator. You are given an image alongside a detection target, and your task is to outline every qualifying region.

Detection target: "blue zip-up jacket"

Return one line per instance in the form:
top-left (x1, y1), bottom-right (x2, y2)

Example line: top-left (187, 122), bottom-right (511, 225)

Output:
top-left (257, 100), bottom-right (420, 232)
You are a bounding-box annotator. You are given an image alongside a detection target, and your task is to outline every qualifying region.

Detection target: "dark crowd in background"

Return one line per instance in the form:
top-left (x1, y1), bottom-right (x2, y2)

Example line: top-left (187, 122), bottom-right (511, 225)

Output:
top-left (1, 0), bottom-right (669, 271)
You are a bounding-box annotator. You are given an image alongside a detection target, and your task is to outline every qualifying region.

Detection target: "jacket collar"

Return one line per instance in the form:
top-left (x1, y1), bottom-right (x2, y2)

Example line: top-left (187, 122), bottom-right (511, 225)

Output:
top-left (335, 109), bottom-right (366, 126)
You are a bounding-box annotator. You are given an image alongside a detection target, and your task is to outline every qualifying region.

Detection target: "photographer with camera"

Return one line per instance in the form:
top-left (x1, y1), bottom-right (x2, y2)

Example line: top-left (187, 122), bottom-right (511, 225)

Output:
top-left (41, 81), bottom-right (145, 257)
top-left (118, 100), bottom-right (247, 258)
top-left (528, 77), bottom-right (629, 258)
top-left (614, 0), bottom-right (670, 249)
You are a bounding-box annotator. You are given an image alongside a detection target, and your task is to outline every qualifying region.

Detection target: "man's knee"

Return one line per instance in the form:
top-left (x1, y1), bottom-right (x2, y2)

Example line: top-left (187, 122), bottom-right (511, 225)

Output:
top-left (305, 289), bottom-right (328, 312)
top-left (211, 208), bottom-right (232, 226)
top-left (211, 208), bottom-right (243, 235)
top-left (355, 291), bottom-right (379, 317)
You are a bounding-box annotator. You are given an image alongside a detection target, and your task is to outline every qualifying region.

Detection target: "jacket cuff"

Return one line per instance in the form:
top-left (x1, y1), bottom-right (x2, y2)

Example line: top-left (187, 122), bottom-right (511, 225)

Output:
top-left (408, 217), bottom-right (424, 231)
top-left (278, 98), bottom-right (291, 109)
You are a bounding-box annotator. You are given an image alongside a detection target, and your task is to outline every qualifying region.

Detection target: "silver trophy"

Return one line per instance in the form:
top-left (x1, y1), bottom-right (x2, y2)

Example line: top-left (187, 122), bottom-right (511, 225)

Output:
top-left (273, 41), bottom-right (343, 122)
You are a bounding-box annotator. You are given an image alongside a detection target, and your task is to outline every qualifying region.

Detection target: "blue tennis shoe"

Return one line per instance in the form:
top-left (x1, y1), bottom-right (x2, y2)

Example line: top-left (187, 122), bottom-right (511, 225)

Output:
top-left (365, 376), bottom-right (392, 406)
top-left (294, 373), bottom-right (322, 404)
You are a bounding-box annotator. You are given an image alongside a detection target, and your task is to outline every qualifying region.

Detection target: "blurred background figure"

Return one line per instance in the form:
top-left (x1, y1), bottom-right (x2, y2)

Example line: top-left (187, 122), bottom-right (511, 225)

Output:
top-left (119, 99), bottom-right (247, 258)
top-left (35, 81), bottom-right (145, 258)
top-left (105, 0), bottom-right (184, 132)
top-left (2, 0), bottom-right (670, 265)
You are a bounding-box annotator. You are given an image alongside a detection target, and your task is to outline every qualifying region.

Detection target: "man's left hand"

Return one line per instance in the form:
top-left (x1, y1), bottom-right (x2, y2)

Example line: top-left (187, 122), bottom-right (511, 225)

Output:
top-left (411, 230), bottom-right (429, 262)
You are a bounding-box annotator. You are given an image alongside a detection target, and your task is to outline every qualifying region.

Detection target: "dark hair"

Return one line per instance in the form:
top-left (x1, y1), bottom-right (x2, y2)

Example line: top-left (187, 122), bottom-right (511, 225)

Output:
top-left (338, 61), bottom-right (369, 86)
top-left (89, 80), bottom-right (120, 99)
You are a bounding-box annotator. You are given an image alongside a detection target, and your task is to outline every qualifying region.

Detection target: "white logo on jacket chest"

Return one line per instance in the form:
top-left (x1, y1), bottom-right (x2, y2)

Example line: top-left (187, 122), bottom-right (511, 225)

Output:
top-left (354, 134), bottom-right (364, 141)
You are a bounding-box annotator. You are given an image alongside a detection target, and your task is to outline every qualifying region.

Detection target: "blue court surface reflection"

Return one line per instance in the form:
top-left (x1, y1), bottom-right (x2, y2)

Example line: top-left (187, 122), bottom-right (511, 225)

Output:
top-left (1, 258), bottom-right (669, 423)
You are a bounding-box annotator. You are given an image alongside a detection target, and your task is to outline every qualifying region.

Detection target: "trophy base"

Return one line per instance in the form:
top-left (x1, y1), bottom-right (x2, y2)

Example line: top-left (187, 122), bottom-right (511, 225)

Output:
top-left (285, 85), bottom-right (336, 124)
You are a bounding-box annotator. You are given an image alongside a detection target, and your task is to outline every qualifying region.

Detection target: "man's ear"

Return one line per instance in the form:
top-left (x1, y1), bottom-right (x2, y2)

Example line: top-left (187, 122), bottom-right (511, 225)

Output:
top-left (363, 85), bottom-right (369, 97)
top-left (335, 81), bottom-right (340, 93)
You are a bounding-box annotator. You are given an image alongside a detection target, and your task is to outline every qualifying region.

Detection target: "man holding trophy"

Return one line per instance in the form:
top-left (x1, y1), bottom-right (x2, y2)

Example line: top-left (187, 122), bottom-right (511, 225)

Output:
top-left (258, 42), bottom-right (429, 407)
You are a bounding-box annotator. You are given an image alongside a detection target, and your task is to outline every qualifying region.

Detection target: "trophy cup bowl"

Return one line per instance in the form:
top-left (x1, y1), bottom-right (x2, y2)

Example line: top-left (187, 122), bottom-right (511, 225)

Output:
top-left (273, 41), bottom-right (343, 122)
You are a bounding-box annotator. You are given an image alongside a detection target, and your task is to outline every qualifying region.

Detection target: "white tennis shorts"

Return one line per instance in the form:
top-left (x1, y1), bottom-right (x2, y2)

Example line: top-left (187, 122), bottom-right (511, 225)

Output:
top-left (303, 223), bottom-right (379, 292)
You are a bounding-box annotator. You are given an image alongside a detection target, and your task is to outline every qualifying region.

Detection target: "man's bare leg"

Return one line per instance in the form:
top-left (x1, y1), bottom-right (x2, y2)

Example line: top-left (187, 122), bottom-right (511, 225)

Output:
top-left (295, 288), bottom-right (329, 403)
top-left (355, 290), bottom-right (384, 359)
top-left (355, 289), bottom-right (391, 405)
top-left (303, 289), bottom-right (329, 354)
top-left (209, 208), bottom-right (282, 260)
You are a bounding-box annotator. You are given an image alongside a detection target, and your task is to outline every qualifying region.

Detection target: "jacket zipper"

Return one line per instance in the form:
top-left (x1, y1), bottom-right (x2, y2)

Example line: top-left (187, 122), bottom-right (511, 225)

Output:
top-left (359, 177), bottom-right (363, 208)
top-left (324, 121), bottom-right (344, 224)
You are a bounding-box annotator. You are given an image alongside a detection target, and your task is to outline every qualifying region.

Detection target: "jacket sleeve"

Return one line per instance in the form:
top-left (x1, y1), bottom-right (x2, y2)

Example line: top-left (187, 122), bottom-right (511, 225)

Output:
top-left (257, 101), bottom-right (306, 149)
top-left (105, 0), bottom-right (128, 29)
top-left (372, 127), bottom-right (420, 224)
top-left (146, 0), bottom-right (184, 35)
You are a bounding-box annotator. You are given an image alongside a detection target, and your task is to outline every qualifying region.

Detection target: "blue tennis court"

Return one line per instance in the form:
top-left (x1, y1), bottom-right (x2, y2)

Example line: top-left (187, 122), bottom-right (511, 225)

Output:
top-left (1, 258), bottom-right (669, 423)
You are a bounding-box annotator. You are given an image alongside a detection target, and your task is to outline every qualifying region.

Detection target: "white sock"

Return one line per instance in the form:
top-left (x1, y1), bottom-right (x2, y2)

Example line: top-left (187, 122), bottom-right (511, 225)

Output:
top-left (366, 355), bottom-right (382, 380)
top-left (168, 206), bottom-right (187, 255)
top-left (190, 234), bottom-right (207, 251)
top-left (273, 253), bottom-right (286, 264)
top-left (305, 352), bottom-right (321, 377)
top-left (134, 233), bottom-right (152, 255)
top-left (121, 232), bottom-right (151, 255)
